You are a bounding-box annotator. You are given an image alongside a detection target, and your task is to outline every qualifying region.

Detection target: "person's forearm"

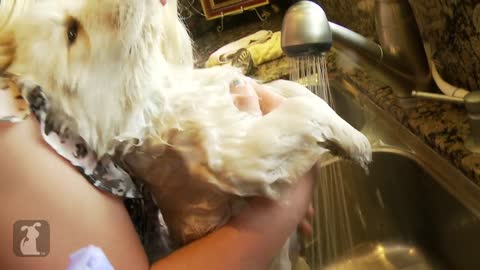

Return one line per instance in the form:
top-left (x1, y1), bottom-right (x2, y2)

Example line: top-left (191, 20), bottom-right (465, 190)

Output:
top-left (151, 173), bottom-right (313, 270)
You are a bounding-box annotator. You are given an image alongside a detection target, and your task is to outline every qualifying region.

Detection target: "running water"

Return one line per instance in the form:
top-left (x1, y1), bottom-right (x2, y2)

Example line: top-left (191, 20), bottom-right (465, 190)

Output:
top-left (290, 54), bottom-right (355, 270)
top-left (289, 55), bottom-right (335, 107)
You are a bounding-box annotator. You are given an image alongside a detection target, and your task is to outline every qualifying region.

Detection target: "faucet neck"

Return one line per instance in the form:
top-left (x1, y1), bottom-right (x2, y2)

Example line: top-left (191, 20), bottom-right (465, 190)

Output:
top-left (374, 0), bottom-right (430, 80)
top-left (328, 0), bottom-right (432, 105)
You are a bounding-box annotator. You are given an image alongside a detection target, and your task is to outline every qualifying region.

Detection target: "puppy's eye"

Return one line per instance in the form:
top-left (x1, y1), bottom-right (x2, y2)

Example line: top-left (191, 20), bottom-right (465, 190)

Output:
top-left (67, 19), bottom-right (79, 45)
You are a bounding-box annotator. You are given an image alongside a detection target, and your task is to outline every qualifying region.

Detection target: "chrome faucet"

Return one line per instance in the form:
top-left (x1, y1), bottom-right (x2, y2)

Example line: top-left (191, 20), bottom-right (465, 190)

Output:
top-left (281, 0), bottom-right (433, 107)
top-left (281, 0), bottom-right (480, 154)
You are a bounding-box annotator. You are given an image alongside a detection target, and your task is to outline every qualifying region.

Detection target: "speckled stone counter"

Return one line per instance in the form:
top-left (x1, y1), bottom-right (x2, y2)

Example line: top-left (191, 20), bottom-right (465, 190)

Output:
top-left (188, 0), bottom-right (480, 89)
top-left (192, 16), bottom-right (480, 186)
top-left (314, 0), bottom-right (480, 95)
top-left (254, 54), bottom-right (480, 185)
top-left (193, 15), bottom-right (283, 67)
top-left (328, 61), bottom-right (480, 185)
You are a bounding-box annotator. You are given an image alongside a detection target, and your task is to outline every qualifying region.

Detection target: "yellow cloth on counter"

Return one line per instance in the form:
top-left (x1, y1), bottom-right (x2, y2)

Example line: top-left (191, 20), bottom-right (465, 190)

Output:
top-left (205, 30), bottom-right (284, 68)
top-left (248, 31), bottom-right (283, 66)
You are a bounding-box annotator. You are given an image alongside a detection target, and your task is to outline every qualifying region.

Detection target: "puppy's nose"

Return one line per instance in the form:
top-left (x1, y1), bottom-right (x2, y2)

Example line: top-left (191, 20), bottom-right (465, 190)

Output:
top-left (160, 0), bottom-right (167, 6)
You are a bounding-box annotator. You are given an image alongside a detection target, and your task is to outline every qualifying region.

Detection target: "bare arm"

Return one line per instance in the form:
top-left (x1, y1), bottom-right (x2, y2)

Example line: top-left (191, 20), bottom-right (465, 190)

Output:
top-left (0, 80), bottom-right (313, 270)
top-left (152, 174), bottom-right (313, 270)
top-left (0, 118), bottom-right (150, 270)
top-left (152, 79), bottom-right (313, 270)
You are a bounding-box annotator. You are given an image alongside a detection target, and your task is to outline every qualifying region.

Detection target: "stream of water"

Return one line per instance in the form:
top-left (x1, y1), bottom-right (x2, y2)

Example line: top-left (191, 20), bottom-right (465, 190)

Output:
top-left (290, 54), bottom-right (354, 270)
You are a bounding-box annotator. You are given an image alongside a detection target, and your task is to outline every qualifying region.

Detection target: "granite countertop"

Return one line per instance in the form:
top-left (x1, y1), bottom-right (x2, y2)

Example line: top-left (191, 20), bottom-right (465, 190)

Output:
top-left (328, 59), bottom-right (480, 184)
top-left (193, 15), bottom-right (284, 67)
top-left (193, 16), bottom-right (480, 186)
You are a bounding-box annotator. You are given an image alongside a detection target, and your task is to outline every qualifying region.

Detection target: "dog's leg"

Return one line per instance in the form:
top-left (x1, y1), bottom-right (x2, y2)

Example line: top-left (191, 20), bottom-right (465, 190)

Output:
top-left (212, 94), bottom-right (371, 199)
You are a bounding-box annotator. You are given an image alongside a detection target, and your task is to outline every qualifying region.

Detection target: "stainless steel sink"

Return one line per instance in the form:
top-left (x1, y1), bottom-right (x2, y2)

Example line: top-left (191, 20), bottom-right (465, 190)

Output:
top-left (297, 77), bottom-right (480, 270)
top-left (329, 83), bottom-right (366, 131)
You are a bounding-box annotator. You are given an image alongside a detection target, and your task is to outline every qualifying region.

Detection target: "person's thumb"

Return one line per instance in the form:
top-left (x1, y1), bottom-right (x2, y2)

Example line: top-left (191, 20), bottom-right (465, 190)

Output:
top-left (229, 79), bottom-right (261, 115)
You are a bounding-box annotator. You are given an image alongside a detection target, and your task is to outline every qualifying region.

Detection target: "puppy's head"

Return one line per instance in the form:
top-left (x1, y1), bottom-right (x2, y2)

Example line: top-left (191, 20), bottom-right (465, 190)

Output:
top-left (3, 0), bottom-right (178, 92)
top-left (0, 0), bottom-right (193, 154)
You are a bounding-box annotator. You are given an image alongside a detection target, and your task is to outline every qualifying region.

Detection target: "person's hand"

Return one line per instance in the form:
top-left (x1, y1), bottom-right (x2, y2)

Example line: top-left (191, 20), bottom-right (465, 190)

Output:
top-left (229, 78), bottom-right (286, 115)
top-left (229, 78), bottom-right (315, 235)
top-left (299, 204), bottom-right (314, 236)
top-left (152, 82), bottom-right (315, 269)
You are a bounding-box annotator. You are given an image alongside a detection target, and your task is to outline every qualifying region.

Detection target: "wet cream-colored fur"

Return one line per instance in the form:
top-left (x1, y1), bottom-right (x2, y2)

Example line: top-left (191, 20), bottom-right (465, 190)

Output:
top-left (0, 0), bottom-right (371, 266)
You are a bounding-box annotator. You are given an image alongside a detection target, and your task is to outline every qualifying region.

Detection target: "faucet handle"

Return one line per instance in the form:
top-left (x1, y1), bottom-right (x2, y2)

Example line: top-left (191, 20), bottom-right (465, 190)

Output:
top-left (411, 91), bottom-right (464, 104)
top-left (411, 90), bottom-right (480, 153)
top-left (465, 91), bottom-right (480, 114)
top-left (464, 91), bottom-right (480, 153)
top-left (411, 90), bottom-right (480, 113)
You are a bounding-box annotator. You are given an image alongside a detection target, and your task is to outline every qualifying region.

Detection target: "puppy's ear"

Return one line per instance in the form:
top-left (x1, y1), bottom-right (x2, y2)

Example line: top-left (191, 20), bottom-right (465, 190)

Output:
top-left (0, 31), bottom-right (15, 73)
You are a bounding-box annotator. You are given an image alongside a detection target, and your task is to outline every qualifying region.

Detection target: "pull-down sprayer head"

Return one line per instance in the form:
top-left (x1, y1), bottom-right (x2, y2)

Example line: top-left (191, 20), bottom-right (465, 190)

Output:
top-left (281, 1), bottom-right (332, 57)
top-left (281, 0), bottom-right (434, 107)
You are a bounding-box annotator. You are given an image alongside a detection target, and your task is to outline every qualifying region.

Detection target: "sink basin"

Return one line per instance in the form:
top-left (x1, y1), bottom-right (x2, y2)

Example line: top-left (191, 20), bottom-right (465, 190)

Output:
top-left (306, 150), bottom-right (480, 270)
top-left (329, 83), bottom-right (366, 131)
top-left (296, 77), bottom-right (480, 270)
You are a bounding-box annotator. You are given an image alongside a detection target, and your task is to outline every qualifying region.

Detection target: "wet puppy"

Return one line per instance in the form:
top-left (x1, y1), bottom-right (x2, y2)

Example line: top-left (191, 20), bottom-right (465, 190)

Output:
top-left (0, 0), bottom-right (371, 268)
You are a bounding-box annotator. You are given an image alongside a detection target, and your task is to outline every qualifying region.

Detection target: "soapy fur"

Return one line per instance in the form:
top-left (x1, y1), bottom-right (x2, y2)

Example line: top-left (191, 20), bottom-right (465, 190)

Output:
top-left (0, 0), bottom-right (371, 268)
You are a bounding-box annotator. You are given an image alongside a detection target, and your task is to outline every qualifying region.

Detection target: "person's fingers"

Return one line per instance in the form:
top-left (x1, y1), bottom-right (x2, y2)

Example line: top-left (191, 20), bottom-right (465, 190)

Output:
top-left (229, 79), bottom-right (261, 115)
top-left (298, 203), bottom-right (315, 237)
top-left (299, 219), bottom-right (314, 236)
top-left (248, 80), bottom-right (286, 114)
top-left (306, 204), bottom-right (314, 219)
